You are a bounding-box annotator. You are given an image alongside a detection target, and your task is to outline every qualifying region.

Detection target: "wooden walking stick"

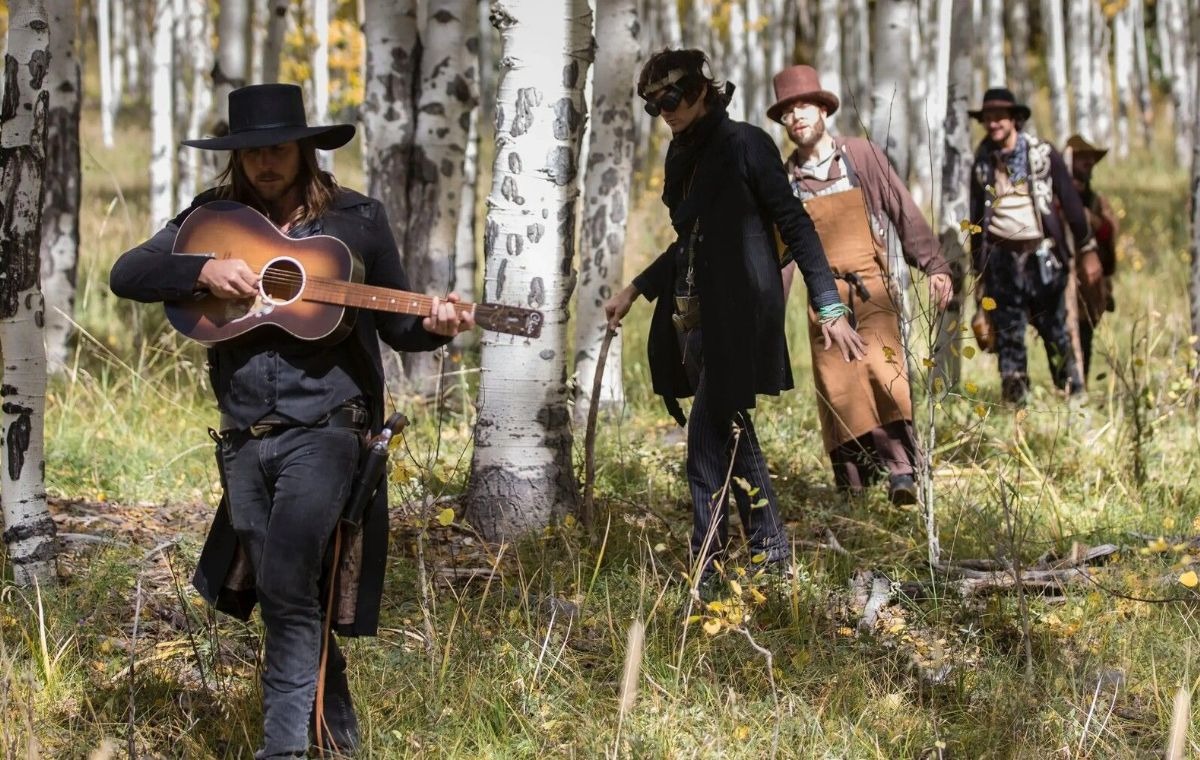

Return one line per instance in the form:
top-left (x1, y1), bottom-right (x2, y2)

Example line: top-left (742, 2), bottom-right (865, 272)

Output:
top-left (581, 327), bottom-right (617, 529)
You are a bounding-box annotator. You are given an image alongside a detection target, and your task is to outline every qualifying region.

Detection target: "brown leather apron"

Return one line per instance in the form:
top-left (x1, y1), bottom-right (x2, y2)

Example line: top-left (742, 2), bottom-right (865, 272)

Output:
top-left (803, 186), bottom-right (912, 452)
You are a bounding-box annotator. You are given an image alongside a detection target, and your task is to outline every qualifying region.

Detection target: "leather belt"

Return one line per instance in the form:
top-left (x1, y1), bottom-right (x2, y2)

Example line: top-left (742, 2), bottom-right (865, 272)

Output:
top-left (221, 404), bottom-right (369, 438)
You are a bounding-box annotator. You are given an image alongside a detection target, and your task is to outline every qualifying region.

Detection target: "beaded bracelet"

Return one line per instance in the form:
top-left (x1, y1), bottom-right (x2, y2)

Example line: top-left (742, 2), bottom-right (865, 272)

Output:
top-left (817, 302), bottom-right (852, 324)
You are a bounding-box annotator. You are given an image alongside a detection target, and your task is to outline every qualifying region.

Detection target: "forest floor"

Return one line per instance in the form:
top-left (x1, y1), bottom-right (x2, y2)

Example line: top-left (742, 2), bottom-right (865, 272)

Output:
top-left (3, 108), bottom-right (1200, 758)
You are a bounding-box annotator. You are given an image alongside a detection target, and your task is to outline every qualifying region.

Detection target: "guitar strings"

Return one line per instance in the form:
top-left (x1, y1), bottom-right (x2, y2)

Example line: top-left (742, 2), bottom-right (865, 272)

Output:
top-left (253, 269), bottom-right (475, 313)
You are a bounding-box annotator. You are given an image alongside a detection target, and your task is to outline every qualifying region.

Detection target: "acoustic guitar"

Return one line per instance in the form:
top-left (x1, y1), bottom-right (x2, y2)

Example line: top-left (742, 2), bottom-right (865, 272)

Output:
top-left (165, 200), bottom-right (543, 345)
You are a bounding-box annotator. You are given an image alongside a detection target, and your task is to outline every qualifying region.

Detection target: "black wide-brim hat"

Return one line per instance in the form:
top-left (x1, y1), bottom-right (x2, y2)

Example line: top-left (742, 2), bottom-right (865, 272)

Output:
top-left (182, 83), bottom-right (355, 151)
top-left (968, 87), bottom-right (1031, 122)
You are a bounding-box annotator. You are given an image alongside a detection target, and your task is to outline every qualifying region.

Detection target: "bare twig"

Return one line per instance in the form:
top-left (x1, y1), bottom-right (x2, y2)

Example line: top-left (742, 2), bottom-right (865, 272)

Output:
top-left (582, 327), bottom-right (616, 529)
top-left (736, 627), bottom-right (780, 759)
top-left (127, 576), bottom-right (143, 758)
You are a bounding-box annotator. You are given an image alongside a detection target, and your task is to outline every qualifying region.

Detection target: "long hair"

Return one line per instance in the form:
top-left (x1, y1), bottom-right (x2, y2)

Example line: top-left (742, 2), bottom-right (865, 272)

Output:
top-left (213, 138), bottom-right (339, 228)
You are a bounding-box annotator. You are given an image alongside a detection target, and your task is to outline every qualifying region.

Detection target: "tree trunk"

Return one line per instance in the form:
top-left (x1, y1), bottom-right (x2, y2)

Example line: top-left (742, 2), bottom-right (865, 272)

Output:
top-left (870, 0), bottom-right (911, 179)
top-left (98, 0), bottom-right (116, 147)
top-left (464, 0), bottom-right (592, 540)
top-left (1005, 0), bottom-right (1029, 88)
top-left (1, 0), bottom-right (59, 587)
top-left (659, 0), bottom-right (681, 47)
top-left (932, 0), bottom-right (972, 390)
top-left (261, 0), bottom-right (289, 84)
top-left (1131, 0), bottom-right (1152, 149)
top-left (361, 0), bottom-right (419, 401)
top-left (39, 0), bottom-right (81, 375)
top-left (476, 0), bottom-right (497, 127)
top-left (686, 0), bottom-right (712, 48)
top-left (725, 1), bottom-right (748, 121)
top-left (1090, 4), bottom-right (1114, 146)
top-left (309, 0), bottom-right (331, 170)
top-left (451, 110), bottom-right (480, 357)
top-left (214, 0), bottom-right (249, 131)
top-left (983, 0), bottom-right (1005, 86)
top-left (744, 0), bottom-right (767, 127)
top-left (573, 0), bottom-right (639, 424)
top-left (1042, 0), bottom-right (1070, 139)
top-left (250, 0), bottom-right (268, 83)
top-left (909, 0), bottom-right (937, 210)
top-left (1113, 2), bottom-right (1133, 157)
top-left (1164, 0), bottom-right (1194, 166)
top-left (123, 0), bottom-right (141, 94)
top-left (816, 0), bottom-right (842, 133)
top-left (401, 0), bottom-right (481, 397)
top-left (178, 0), bottom-right (213, 201)
top-left (149, 0), bottom-right (175, 230)
top-left (842, 0), bottom-right (871, 133)
top-left (1190, 48), bottom-right (1200, 345)
top-left (1067, 0), bottom-right (1092, 134)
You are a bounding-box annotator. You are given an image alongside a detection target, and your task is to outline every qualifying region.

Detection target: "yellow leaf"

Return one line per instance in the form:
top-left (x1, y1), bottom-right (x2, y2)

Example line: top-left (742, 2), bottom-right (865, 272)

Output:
top-left (436, 508), bottom-right (455, 526)
top-left (837, 626), bottom-right (854, 637)
top-left (963, 345), bottom-right (977, 359)
top-left (750, 588), bottom-right (767, 604)
top-left (964, 381), bottom-right (978, 395)
top-left (706, 600), bottom-right (726, 614)
top-left (686, 615), bottom-right (702, 624)
top-left (981, 297), bottom-right (997, 311)
top-left (563, 514), bottom-right (577, 528)
top-left (922, 358), bottom-right (936, 368)
top-left (974, 403), bottom-right (988, 418)
top-left (729, 580), bottom-right (743, 596)
top-left (653, 543), bottom-right (667, 553)
top-left (751, 553), bottom-right (767, 564)
top-left (1146, 537), bottom-right (1170, 553)
top-left (734, 725), bottom-right (751, 741)
top-left (1179, 570), bottom-right (1198, 588)
top-left (702, 619), bottom-right (722, 636)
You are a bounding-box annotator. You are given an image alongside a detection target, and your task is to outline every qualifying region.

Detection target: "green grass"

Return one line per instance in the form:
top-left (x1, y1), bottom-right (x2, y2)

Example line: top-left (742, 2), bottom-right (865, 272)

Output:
top-left (3, 94), bottom-right (1200, 758)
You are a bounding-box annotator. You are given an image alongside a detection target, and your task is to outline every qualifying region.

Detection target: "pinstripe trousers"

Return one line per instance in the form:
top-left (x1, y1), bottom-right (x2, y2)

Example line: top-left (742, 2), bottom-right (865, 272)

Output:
top-left (683, 329), bottom-right (791, 578)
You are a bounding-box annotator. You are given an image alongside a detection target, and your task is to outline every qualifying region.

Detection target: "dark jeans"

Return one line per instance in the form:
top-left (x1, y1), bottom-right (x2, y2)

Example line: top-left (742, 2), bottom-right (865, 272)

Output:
top-left (220, 425), bottom-right (361, 758)
top-left (682, 329), bottom-right (789, 579)
top-left (984, 245), bottom-right (1081, 400)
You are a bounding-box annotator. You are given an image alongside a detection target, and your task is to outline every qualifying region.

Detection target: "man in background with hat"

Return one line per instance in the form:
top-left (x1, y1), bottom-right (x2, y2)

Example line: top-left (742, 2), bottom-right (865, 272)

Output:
top-left (1063, 134), bottom-right (1119, 378)
top-left (968, 87), bottom-right (1094, 405)
top-left (111, 83), bottom-right (473, 758)
top-left (768, 64), bottom-right (952, 504)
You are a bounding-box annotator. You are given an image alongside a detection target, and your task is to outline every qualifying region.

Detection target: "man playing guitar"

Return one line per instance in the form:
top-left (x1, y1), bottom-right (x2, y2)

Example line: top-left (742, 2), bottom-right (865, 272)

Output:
top-left (110, 83), bottom-right (472, 758)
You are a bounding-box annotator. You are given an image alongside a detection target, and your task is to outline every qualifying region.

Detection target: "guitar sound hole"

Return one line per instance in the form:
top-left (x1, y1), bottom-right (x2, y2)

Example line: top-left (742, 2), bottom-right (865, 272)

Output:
top-left (260, 258), bottom-right (304, 304)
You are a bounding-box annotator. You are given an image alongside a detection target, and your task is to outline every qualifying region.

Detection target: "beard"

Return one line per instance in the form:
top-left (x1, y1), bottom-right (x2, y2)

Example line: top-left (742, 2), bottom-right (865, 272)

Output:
top-left (789, 117), bottom-right (826, 150)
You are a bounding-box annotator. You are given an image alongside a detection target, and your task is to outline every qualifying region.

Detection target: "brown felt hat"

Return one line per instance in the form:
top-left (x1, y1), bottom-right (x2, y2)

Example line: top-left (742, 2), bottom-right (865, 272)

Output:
top-left (1064, 134), bottom-right (1109, 161)
top-left (767, 65), bottom-right (840, 123)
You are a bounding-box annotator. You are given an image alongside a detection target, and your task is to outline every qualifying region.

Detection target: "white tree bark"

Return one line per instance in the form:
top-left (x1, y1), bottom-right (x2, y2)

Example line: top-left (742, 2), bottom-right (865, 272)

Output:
top-left (686, 0), bottom-right (713, 49)
top-left (1, 0), bottom-right (59, 587)
top-left (452, 110), bottom-right (480, 356)
top-left (1131, 0), bottom-right (1152, 148)
top-left (659, 0), bottom-right (681, 47)
top-left (1164, 0), bottom-right (1194, 166)
top-left (402, 0), bottom-right (481, 395)
top-left (310, 0), bottom-right (332, 170)
top-left (1190, 47), bottom-right (1200, 342)
top-left (744, 0), bottom-right (767, 126)
top-left (909, 0), bottom-right (936, 210)
top-left (816, 0), bottom-right (841, 133)
top-left (149, 0), bottom-right (175, 230)
top-left (98, 0), bottom-right (115, 147)
top-left (262, 0), bottom-right (290, 84)
top-left (178, 0), bottom-right (213, 201)
top-left (1090, 5), bottom-right (1114, 146)
top-left (214, 0), bottom-right (249, 130)
top-left (251, 0), bottom-right (268, 83)
top-left (843, 0), bottom-right (871, 132)
top-left (932, 0), bottom-right (972, 389)
top-left (362, 0), bottom-right (419, 400)
top-left (122, 0), bottom-right (141, 93)
top-left (983, 0), bottom-right (1005, 86)
top-left (1067, 0), bottom-right (1093, 134)
top-left (870, 0), bottom-right (911, 179)
top-left (725, 1), bottom-right (748, 122)
top-left (574, 0), bottom-right (639, 424)
top-left (38, 0), bottom-right (81, 374)
top-left (1042, 0), bottom-right (1070, 139)
top-left (1005, 0), bottom-right (1029, 88)
top-left (465, 0), bottom-right (592, 539)
top-left (1113, 1), bottom-right (1133, 156)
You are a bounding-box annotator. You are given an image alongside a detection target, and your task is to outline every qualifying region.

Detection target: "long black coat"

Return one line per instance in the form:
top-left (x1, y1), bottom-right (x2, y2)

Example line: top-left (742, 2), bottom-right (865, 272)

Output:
top-left (633, 116), bottom-right (839, 423)
top-left (110, 188), bottom-right (447, 636)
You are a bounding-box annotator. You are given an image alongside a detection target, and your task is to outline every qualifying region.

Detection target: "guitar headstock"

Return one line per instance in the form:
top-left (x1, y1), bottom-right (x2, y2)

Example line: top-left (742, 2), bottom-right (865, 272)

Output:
top-left (475, 303), bottom-right (544, 338)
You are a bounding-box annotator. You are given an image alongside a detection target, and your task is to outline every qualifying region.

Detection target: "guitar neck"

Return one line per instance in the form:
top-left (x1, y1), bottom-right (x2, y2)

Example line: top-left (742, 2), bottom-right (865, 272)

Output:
top-left (301, 278), bottom-right (474, 318)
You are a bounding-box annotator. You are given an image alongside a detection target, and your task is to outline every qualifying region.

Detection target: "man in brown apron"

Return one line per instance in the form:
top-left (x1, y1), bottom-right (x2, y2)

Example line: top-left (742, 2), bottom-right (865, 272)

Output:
top-left (1063, 134), bottom-right (1118, 379)
top-left (766, 65), bottom-right (952, 505)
